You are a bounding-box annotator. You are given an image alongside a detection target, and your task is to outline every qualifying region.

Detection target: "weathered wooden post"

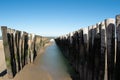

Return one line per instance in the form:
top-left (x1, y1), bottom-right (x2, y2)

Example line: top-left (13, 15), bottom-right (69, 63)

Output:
top-left (7, 28), bottom-right (17, 77)
top-left (1, 26), bottom-right (14, 78)
top-left (87, 25), bottom-right (97, 80)
top-left (86, 26), bottom-right (90, 80)
top-left (13, 29), bottom-right (17, 72)
top-left (83, 28), bottom-right (88, 80)
top-left (93, 23), bottom-right (101, 80)
top-left (24, 32), bottom-right (28, 65)
top-left (98, 21), bottom-right (106, 80)
top-left (115, 15), bottom-right (120, 80)
top-left (71, 32), bottom-right (77, 70)
top-left (67, 33), bottom-right (71, 61)
top-left (31, 34), bottom-right (35, 63)
top-left (78, 29), bottom-right (83, 80)
top-left (27, 34), bottom-right (32, 64)
top-left (90, 25), bottom-right (97, 80)
top-left (73, 31), bottom-right (79, 72)
top-left (19, 31), bottom-right (22, 69)
top-left (21, 32), bottom-right (25, 67)
top-left (87, 26), bottom-right (93, 80)
top-left (15, 30), bottom-right (22, 71)
top-left (35, 35), bottom-right (43, 54)
top-left (11, 29), bottom-right (18, 74)
top-left (105, 19), bottom-right (115, 80)
top-left (65, 35), bottom-right (68, 58)
top-left (69, 32), bottom-right (73, 64)
top-left (33, 35), bottom-right (37, 61)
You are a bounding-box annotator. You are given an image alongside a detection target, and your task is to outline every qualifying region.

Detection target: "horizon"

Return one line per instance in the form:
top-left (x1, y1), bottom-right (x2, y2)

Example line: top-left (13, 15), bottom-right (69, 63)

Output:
top-left (0, 0), bottom-right (120, 36)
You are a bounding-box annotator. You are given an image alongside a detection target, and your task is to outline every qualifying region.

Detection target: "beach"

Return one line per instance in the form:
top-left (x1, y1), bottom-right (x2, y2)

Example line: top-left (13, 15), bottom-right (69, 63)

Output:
top-left (0, 41), bottom-right (72, 80)
top-left (13, 42), bottom-right (72, 80)
top-left (13, 42), bottom-right (53, 80)
top-left (0, 40), bottom-right (52, 80)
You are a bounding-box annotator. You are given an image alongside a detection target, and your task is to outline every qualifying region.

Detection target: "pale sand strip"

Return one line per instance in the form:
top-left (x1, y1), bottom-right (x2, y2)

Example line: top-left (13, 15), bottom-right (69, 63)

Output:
top-left (0, 40), bottom-right (7, 80)
top-left (0, 40), bottom-right (6, 75)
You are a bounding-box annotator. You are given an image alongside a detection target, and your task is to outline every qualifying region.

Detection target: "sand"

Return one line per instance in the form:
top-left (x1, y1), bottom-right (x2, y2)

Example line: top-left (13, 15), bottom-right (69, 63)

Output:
top-left (0, 40), bottom-right (7, 80)
top-left (0, 40), bottom-right (6, 72)
top-left (0, 41), bottom-right (72, 80)
top-left (13, 42), bottom-right (53, 80)
top-left (0, 41), bottom-right (53, 80)
top-left (13, 63), bottom-right (53, 80)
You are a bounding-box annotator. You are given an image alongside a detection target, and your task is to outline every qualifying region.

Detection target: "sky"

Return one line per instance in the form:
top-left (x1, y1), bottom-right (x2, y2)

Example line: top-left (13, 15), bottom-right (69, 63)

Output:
top-left (0, 0), bottom-right (120, 37)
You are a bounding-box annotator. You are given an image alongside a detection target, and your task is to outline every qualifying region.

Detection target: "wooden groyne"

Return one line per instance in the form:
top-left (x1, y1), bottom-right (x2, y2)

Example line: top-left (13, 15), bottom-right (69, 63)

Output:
top-left (1, 26), bottom-right (50, 79)
top-left (55, 15), bottom-right (120, 80)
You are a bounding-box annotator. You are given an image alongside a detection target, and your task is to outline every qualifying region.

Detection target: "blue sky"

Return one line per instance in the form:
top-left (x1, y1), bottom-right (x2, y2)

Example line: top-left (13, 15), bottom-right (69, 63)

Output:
top-left (0, 0), bottom-right (120, 36)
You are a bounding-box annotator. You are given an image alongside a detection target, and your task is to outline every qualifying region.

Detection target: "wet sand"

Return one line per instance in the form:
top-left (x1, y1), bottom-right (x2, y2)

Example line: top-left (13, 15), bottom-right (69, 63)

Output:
top-left (13, 42), bottom-right (53, 80)
top-left (13, 42), bottom-right (72, 80)
top-left (0, 41), bottom-right (72, 80)
top-left (0, 41), bottom-right (52, 80)
top-left (13, 63), bottom-right (53, 80)
top-left (35, 42), bottom-right (72, 80)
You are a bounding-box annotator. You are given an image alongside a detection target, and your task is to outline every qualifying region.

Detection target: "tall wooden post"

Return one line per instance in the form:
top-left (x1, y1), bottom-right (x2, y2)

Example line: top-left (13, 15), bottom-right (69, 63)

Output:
top-left (83, 28), bottom-right (88, 80)
top-left (87, 26), bottom-right (93, 80)
top-left (31, 34), bottom-right (35, 63)
top-left (1, 26), bottom-right (14, 78)
top-left (24, 32), bottom-right (28, 65)
top-left (105, 19), bottom-right (115, 80)
top-left (115, 15), bottom-right (120, 80)
top-left (19, 31), bottom-right (22, 69)
top-left (78, 29), bottom-right (83, 80)
top-left (93, 24), bottom-right (101, 80)
top-left (10, 29), bottom-right (17, 74)
top-left (21, 32), bottom-right (25, 68)
top-left (99, 21), bottom-right (106, 80)
top-left (15, 30), bottom-right (22, 71)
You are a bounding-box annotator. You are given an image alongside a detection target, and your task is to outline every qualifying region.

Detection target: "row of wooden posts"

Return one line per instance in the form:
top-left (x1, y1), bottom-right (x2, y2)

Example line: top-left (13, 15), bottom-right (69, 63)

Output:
top-left (55, 15), bottom-right (120, 80)
top-left (1, 26), bottom-right (49, 78)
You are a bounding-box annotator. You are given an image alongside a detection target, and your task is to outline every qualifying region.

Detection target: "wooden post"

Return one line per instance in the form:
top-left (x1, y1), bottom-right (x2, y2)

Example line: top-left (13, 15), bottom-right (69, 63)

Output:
top-left (78, 29), bottom-right (84, 80)
top-left (83, 28), bottom-right (88, 80)
top-left (1, 26), bottom-right (14, 78)
top-left (99, 21), bottom-right (106, 80)
top-left (24, 32), bottom-right (28, 65)
top-left (87, 26), bottom-right (93, 80)
top-left (91, 25), bottom-right (97, 80)
top-left (74, 31), bottom-right (79, 73)
top-left (33, 35), bottom-right (37, 61)
top-left (69, 32), bottom-right (73, 65)
top-left (15, 30), bottom-right (22, 71)
top-left (21, 32), bottom-right (25, 68)
top-left (105, 19), bottom-right (115, 80)
top-left (10, 29), bottom-right (17, 74)
top-left (28, 34), bottom-right (32, 64)
top-left (93, 23), bottom-right (101, 80)
top-left (115, 15), bottom-right (120, 80)
top-left (31, 34), bottom-right (35, 63)
top-left (19, 31), bottom-right (22, 69)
